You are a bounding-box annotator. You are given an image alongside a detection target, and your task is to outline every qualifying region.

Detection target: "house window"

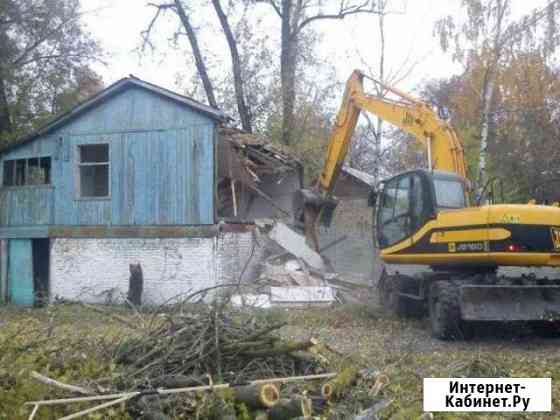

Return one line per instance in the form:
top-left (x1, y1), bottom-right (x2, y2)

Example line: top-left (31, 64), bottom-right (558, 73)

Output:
top-left (78, 144), bottom-right (109, 198)
top-left (3, 157), bottom-right (51, 186)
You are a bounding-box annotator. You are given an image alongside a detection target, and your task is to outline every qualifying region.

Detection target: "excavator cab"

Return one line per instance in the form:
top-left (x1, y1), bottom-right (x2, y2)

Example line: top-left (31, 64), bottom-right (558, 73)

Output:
top-left (376, 170), bottom-right (468, 249)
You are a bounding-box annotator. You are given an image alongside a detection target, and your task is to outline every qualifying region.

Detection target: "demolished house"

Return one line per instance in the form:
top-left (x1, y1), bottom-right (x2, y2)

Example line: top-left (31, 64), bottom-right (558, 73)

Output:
top-left (0, 77), bottom-right (337, 307)
top-left (217, 126), bottom-right (303, 221)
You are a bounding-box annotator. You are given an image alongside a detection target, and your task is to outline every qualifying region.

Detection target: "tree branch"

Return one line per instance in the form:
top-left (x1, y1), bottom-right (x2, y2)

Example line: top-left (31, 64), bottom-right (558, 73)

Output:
top-left (294, 0), bottom-right (376, 36)
top-left (267, 0), bottom-right (283, 18)
top-left (141, 3), bottom-right (176, 52)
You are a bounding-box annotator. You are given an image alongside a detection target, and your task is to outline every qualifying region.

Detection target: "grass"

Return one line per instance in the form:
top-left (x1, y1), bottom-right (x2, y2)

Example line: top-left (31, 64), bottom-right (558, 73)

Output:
top-left (1, 303), bottom-right (559, 419)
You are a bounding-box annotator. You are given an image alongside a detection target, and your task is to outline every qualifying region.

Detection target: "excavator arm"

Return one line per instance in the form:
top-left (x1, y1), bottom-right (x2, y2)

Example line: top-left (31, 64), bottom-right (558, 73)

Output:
top-left (318, 70), bottom-right (467, 194)
top-left (296, 70), bottom-right (467, 249)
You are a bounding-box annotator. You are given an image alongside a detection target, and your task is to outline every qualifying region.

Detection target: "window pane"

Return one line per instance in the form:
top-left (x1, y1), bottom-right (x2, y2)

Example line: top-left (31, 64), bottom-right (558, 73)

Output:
top-left (434, 179), bottom-right (466, 209)
top-left (383, 218), bottom-right (409, 245)
top-left (15, 159), bottom-right (26, 185)
top-left (40, 157), bottom-right (51, 184)
top-left (394, 176), bottom-right (411, 217)
top-left (380, 179), bottom-right (398, 224)
top-left (411, 175), bottom-right (425, 231)
top-left (80, 144), bottom-right (108, 163)
top-left (28, 158), bottom-right (41, 184)
top-left (3, 160), bottom-right (14, 186)
top-left (80, 164), bottom-right (109, 197)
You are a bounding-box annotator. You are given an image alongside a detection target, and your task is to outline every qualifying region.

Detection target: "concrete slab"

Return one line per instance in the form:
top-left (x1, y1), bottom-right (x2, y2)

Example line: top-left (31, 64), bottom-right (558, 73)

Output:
top-left (270, 286), bottom-right (335, 303)
top-left (268, 222), bottom-right (326, 272)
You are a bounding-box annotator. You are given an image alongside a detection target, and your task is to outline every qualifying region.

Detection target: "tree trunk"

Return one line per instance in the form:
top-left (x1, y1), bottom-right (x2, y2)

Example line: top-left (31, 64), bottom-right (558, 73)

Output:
top-left (0, 75), bottom-right (12, 136)
top-left (280, 0), bottom-right (296, 146)
top-left (477, 70), bottom-right (496, 202)
top-left (174, 0), bottom-right (218, 109)
top-left (128, 263), bottom-right (143, 306)
top-left (211, 0), bottom-right (252, 132)
top-left (374, 3), bottom-right (386, 182)
top-left (477, 0), bottom-right (506, 201)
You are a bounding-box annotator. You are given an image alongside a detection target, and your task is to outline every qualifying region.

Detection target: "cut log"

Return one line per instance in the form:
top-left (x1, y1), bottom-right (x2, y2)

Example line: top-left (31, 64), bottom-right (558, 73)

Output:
top-left (268, 397), bottom-right (312, 420)
top-left (231, 383), bottom-right (280, 409)
top-left (321, 366), bottom-right (360, 400)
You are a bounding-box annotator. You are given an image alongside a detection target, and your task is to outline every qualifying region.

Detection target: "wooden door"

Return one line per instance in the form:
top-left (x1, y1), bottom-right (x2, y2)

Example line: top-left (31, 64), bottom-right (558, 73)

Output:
top-left (9, 239), bottom-right (34, 305)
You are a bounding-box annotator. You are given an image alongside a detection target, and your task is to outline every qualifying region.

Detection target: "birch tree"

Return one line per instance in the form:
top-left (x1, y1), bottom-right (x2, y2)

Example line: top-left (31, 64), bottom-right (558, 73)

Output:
top-left (435, 0), bottom-right (560, 199)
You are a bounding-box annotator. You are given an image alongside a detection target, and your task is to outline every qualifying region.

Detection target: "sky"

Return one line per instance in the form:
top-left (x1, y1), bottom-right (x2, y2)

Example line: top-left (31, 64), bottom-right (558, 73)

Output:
top-left (81, 0), bottom-right (551, 100)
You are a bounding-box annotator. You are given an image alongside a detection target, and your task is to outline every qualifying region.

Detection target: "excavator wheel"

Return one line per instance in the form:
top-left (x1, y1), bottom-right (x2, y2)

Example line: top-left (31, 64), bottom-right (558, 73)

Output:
top-left (378, 271), bottom-right (422, 318)
top-left (429, 281), bottom-right (473, 340)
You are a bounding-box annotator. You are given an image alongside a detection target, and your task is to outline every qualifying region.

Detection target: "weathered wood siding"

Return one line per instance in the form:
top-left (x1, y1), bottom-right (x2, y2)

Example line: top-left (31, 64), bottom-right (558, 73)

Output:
top-left (0, 86), bottom-right (215, 227)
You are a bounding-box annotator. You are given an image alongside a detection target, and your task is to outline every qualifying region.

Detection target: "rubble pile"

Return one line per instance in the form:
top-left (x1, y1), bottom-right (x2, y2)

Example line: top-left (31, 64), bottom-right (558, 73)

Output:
top-left (231, 220), bottom-right (340, 307)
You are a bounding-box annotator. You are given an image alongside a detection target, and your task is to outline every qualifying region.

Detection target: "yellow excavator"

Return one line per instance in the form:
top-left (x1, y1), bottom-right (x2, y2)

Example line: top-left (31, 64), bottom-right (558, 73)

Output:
top-left (294, 70), bottom-right (560, 339)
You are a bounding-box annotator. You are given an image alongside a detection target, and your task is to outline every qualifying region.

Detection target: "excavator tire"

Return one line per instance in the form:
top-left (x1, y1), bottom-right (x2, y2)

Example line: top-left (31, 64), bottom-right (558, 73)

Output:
top-left (379, 271), bottom-right (422, 318)
top-left (429, 281), bottom-right (473, 340)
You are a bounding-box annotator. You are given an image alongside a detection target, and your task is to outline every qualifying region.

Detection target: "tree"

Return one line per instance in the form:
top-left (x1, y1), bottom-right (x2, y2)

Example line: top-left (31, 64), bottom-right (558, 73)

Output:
top-left (143, 1), bottom-right (218, 109)
top-left (260, 0), bottom-right (377, 146)
top-left (211, 0), bottom-right (252, 132)
top-left (0, 0), bottom-right (101, 141)
top-left (435, 0), bottom-right (560, 198)
top-left (422, 51), bottom-right (560, 203)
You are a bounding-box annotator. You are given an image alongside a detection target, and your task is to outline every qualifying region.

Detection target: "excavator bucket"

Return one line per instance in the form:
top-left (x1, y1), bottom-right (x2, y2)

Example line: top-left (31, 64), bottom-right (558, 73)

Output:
top-left (460, 285), bottom-right (560, 321)
top-left (292, 189), bottom-right (338, 228)
top-left (292, 188), bottom-right (338, 251)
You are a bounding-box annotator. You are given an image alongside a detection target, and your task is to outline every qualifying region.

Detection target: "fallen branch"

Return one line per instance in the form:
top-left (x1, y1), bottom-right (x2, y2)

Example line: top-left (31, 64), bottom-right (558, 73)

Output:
top-left (24, 373), bottom-right (337, 407)
top-left (59, 394), bottom-right (132, 420)
top-left (30, 371), bottom-right (93, 396)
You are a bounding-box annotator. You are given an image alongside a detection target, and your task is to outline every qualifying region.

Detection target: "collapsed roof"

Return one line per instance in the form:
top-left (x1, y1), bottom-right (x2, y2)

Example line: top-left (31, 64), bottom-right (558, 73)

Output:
top-left (217, 126), bottom-right (303, 220)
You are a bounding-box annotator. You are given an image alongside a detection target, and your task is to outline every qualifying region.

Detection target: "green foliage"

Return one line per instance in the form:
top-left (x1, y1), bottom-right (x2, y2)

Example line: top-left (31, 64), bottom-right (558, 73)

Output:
top-left (0, 0), bottom-right (103, 144)
top-left (264, 94), bottom-right (334, 184)
top-left (0, 305), bottom-right (133, 420)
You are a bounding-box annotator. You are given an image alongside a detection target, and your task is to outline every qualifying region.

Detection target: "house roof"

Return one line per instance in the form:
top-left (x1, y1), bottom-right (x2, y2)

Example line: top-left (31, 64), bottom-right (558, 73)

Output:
top-left (1, 75), bottom-right (228, 153)
top-left (218, 126), bottom-right (302, 189)
top-left (341, 166), bottom-right (376, 187)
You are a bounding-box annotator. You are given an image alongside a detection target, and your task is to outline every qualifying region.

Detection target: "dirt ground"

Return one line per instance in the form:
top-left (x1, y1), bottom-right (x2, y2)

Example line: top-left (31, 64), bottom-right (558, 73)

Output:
top-left (1, 298), bottom-right (559, 420)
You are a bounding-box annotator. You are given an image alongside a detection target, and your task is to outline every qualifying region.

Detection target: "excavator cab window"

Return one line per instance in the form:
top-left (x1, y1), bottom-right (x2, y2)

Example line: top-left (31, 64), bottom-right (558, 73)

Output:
top-left (378, 174), bottom-right (412, 248)
top-left (433, 176), bottom-right (467, 209)
top-left (377, 171), bottom-right (435, 249)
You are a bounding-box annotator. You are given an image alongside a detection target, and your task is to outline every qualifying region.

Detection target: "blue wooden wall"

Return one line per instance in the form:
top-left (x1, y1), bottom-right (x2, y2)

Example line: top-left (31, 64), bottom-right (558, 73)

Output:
top-left (0, 86), bottom-right (216, 227)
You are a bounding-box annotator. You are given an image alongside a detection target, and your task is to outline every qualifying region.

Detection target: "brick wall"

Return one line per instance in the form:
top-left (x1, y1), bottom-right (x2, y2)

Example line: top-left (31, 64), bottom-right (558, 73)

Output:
top-left (49, 230), bottom-right (266, 305)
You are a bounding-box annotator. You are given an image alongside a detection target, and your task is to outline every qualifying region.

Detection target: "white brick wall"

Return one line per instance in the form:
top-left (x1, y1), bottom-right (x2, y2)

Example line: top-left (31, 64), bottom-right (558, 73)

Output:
top-left (49, 229), bottom-right (267, 305)
top-left (50, 237), bottom-right (216, 305)
top-left (215, 230), bottom-right (267, 285)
